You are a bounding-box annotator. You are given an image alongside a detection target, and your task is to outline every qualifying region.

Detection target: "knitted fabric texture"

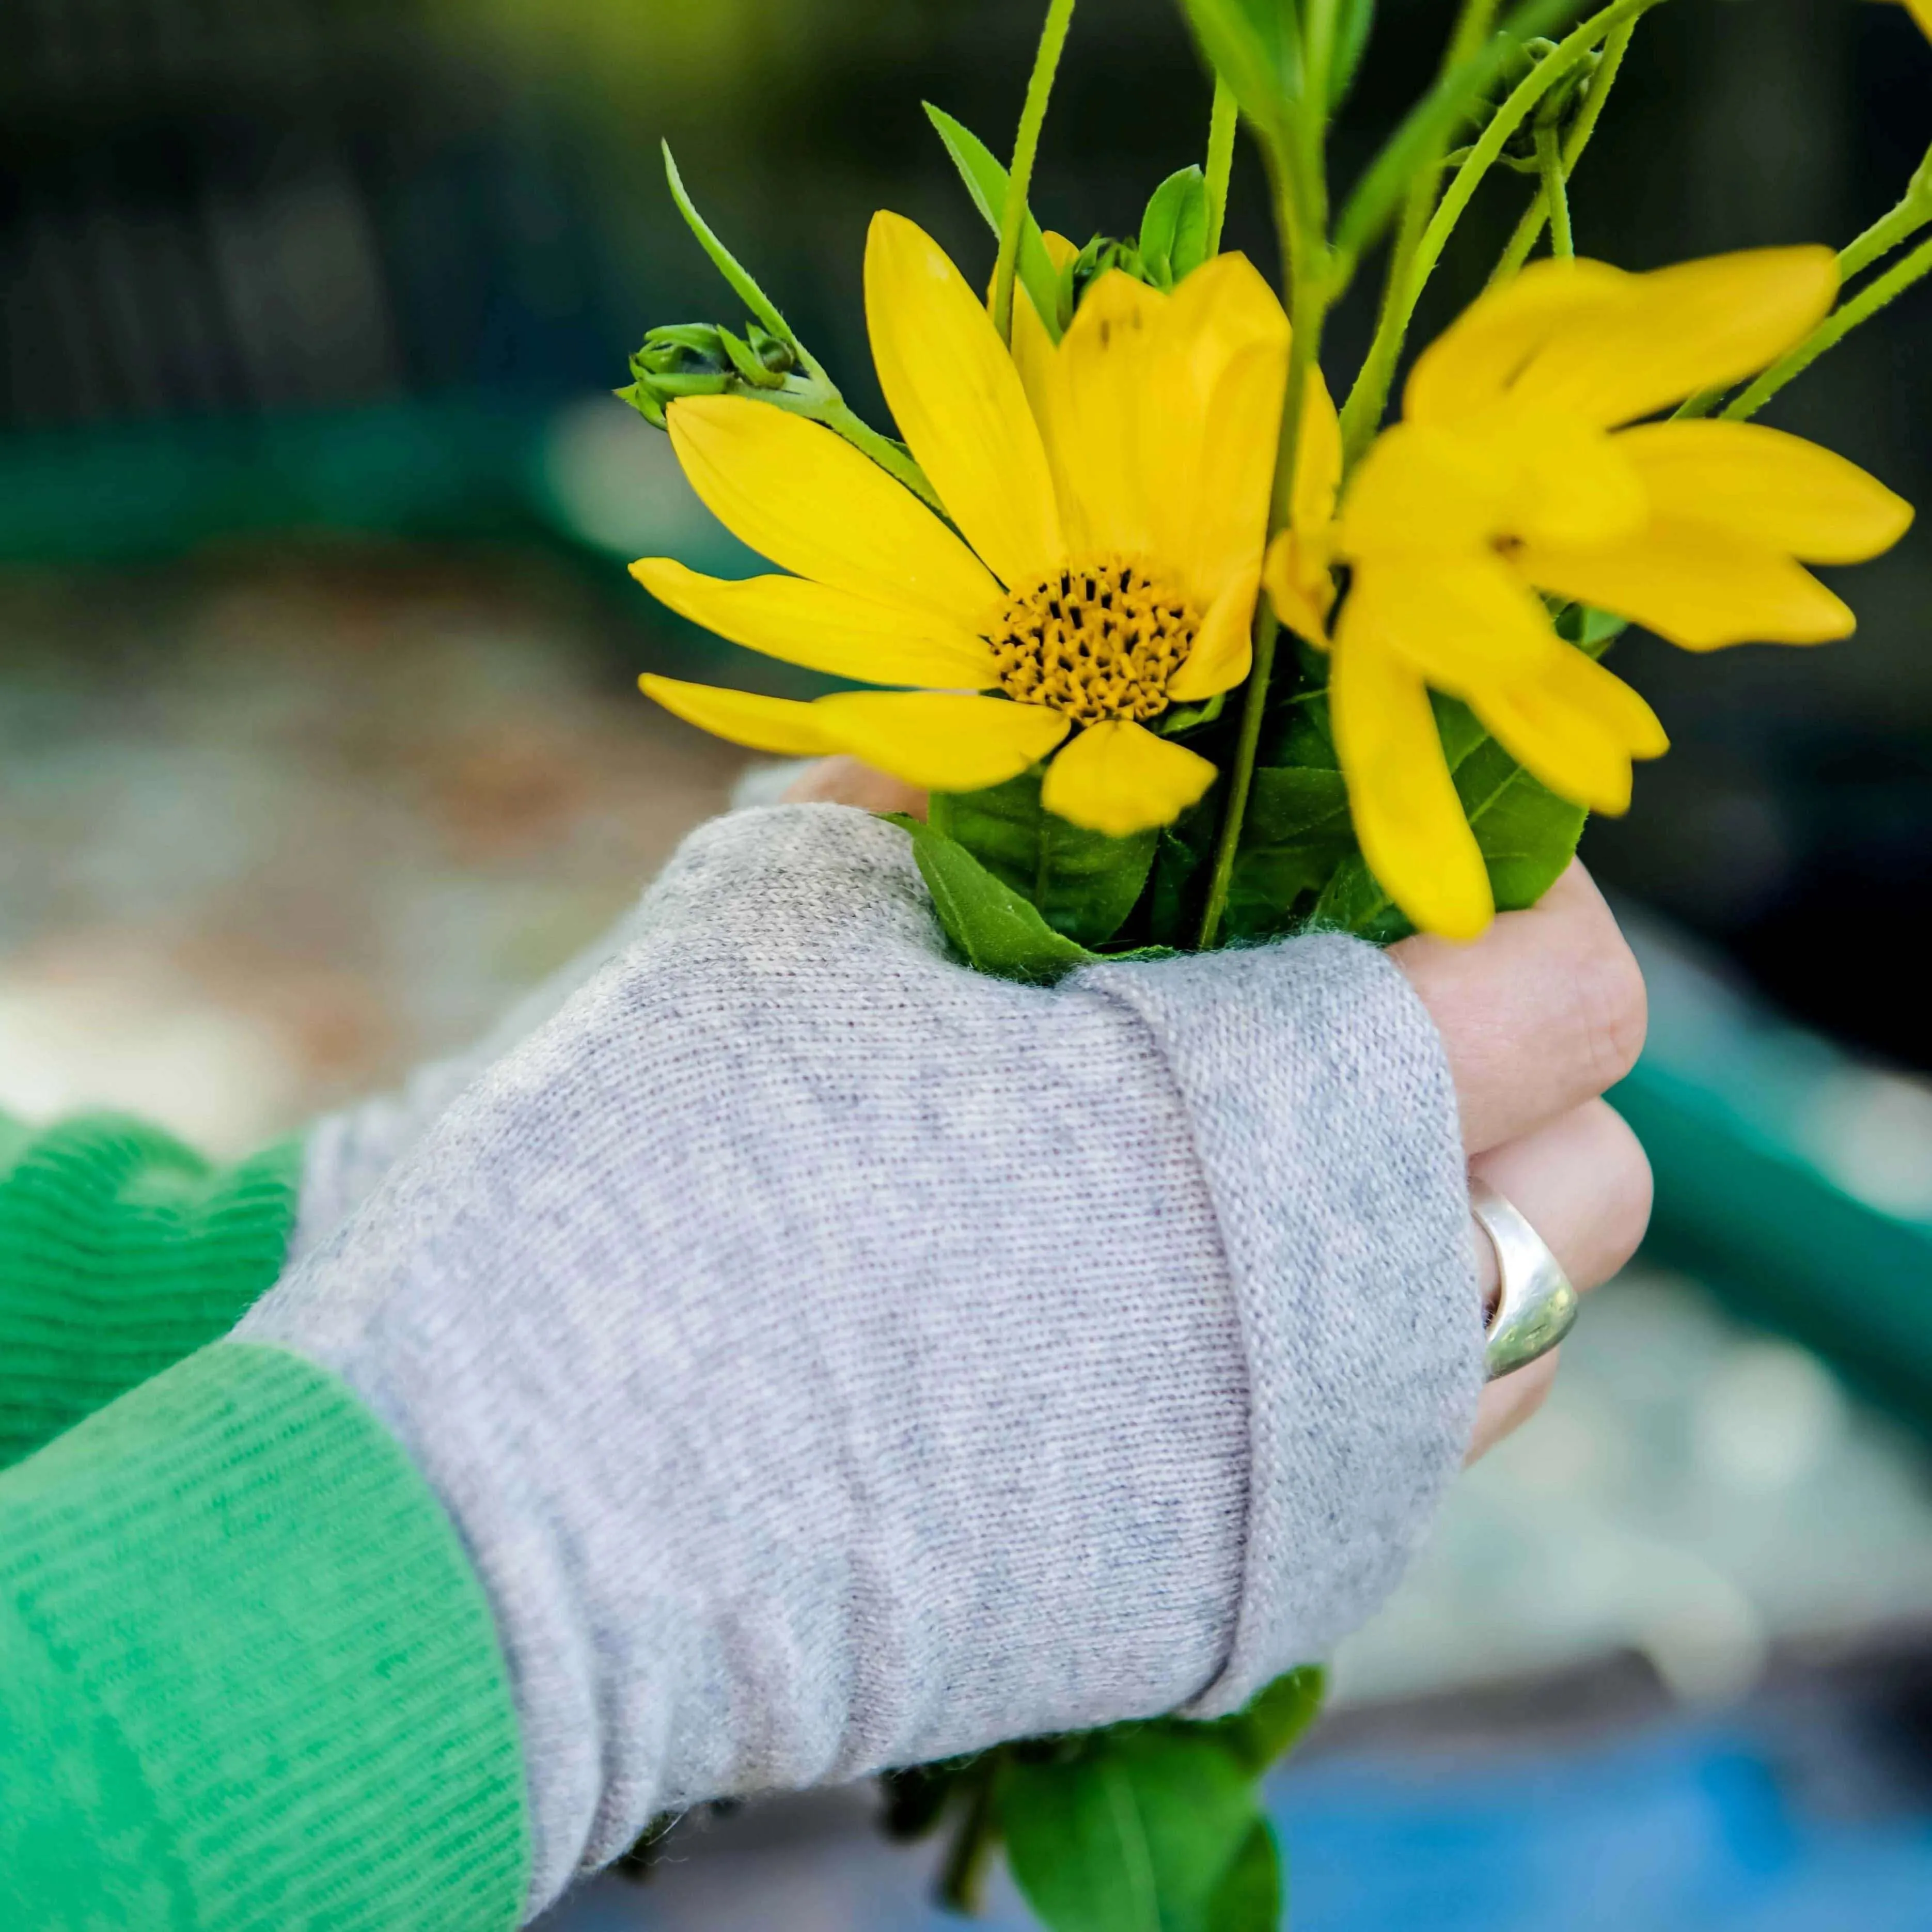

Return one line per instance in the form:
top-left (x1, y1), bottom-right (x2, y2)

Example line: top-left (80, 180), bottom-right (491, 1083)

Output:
top-left (241, 805), bottom-right (1483, 1914)
top-left (0, 1113), bottom-right (301, 1467)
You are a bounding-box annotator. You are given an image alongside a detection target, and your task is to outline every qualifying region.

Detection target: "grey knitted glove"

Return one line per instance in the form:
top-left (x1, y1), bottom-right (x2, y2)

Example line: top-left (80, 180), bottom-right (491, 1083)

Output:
top-left (240, 804), bottom-right (1482, 1916)
top-left (289, 896), bottom-right (666, 1264)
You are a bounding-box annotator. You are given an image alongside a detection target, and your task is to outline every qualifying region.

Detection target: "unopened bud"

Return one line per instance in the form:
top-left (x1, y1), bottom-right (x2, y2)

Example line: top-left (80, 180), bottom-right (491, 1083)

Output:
top-left (1452, 39), bottom-right (1604, 176)
top-left (618, 321), bottom-right (799, 428)
top-left (1061, 234), bottom-right (1159, 323)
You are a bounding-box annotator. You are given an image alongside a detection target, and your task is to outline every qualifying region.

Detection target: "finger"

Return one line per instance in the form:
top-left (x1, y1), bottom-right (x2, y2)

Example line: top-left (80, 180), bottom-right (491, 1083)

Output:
top-left (1392, 861), bottom-right (1647, 1156)
top-left (780, 756), bottom-right (929, 818)
top-left (1465, 1097), bottom-right (1654, 1461)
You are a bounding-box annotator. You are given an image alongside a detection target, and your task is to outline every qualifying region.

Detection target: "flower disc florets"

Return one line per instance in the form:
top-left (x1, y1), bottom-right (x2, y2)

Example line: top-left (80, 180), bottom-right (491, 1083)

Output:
top-left (989, 554), bottom-right (1197, 725)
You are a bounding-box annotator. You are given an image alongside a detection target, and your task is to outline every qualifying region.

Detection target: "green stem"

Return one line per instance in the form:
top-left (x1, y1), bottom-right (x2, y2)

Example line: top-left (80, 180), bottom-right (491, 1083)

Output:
top-left (936, 1770), bottom-right (1000, 1915)
top-left (1354, 0), bottom-right (1655, 434)
top-left (1204, 74), bottom-right (1239, 258)
top-left (1493, 16), bottom-right (1634, 283)
top-left (816, 399), bottom-right (946, 513)
top-left (1337, 0), bottom-right (1499, 465)
top-left (1839, 153), bottom-right (1932, 281)
top-left (993, 0), bottom-right (1076, 346)
top-left (1720, 231), bottom-right (1932, 422)
top-left (1535, 124), bottom-right (1574, 257)
top-left (1197, 1), bottom-right (1346, 951)
top-left (1331, 0), bottom-right (1604, 269)
top-left (1676, 158), bottom-right (1932, 423)
top-left (1198, 168), bottom-right (1331, 951)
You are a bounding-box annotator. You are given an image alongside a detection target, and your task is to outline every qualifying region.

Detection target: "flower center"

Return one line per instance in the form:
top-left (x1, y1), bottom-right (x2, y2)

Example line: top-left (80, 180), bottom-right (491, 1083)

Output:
top-left (987, 554), bottom-right (1198, 726)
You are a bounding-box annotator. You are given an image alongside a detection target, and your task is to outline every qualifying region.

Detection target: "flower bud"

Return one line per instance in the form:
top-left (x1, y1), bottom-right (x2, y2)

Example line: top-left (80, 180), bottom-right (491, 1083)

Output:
top-left (618, 321), bottom-right (799, 428)
top-left (1060, 234), bottom-right (1158, 324)
top-left (1451, 39), bottom-right (1604, 176)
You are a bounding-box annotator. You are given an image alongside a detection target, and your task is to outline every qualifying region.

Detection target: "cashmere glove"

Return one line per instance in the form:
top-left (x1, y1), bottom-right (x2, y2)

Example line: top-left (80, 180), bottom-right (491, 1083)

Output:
top-left (240, 803), bottom-right (1484, 1914)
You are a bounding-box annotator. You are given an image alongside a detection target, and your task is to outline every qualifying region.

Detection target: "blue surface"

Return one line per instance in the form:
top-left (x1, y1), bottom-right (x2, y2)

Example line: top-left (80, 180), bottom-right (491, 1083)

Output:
top-left (1277, 1724), bottom-right (1932, 1931)
top-left (558, 1719), bottom-right (1932, 1931)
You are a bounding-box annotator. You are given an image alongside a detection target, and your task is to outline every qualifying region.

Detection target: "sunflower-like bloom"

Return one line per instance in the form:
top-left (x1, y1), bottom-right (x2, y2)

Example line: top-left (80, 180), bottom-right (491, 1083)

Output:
top-left (1268, 248), bottom-right (1914, 940)
top-left (635, 214), bottom-right (1301, 836)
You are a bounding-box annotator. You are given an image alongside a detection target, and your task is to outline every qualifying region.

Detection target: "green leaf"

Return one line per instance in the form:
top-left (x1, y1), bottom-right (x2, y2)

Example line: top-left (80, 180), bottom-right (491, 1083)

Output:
top-left (1176, 0), bottom-right (1303, 140)
top-left (1309, 689), bottom-right (1589, 943)
top-left (932, 773), bottom-right (1159, 949)
top-left (998, 1733), bottom-right (1260, 1932)
top-left (1206, 1819), bottom-right (1282, 1931)
top-left (923, 104), bottom-right (1066, 340)
top-left (661, 144), bottom-right (798, 350)
top-left (1329, 0), bottom-right (1376, 108)
top-left (1139, 167), bottom-right (1212, 288)
top-left (1449, 722), bottom-right (1589, 913)
top-left (1201, 1667), bottom-right (1326, 1776)
top-left (1226, 765), bottom-right (1353, 940)
top-left (883, 814), bottom-right (1098, 984)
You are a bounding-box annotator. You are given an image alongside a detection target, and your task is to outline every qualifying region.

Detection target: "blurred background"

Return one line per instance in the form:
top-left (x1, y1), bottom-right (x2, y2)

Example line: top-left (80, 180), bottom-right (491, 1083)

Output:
top-left (3, 0), bottom-right (1930, 1925)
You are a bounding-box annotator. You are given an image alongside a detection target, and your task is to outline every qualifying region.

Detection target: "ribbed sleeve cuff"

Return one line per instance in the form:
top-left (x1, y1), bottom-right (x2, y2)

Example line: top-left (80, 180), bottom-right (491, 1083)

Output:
top-left (0, 1341), bottom-right (529, 1930)
top-left (1074, 934), bottom-right (1486, 1706)
top-left (0, 1114), bottom-right (302, 1466)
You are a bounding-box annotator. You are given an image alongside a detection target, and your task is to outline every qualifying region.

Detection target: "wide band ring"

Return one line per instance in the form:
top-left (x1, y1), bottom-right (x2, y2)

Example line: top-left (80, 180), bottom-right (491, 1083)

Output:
top-left (1472, 1179), bottom-right (1579, 1381)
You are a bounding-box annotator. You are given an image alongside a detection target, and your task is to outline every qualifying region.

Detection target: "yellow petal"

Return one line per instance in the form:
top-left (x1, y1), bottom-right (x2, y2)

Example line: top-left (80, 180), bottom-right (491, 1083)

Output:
top-left (1011, 278), bottom-right (1061, 441)
top-left (812, 690), bottom-right (1070, 792)
top-left (668, 396), bottom-right (1000, 621)
top-left (1291, 363), bottom-right (1345, 536)
top-left (640, 674), bottom-right (841, 757)
top-left (1483, 409), bottom-right (1648, 550)
top-left (1405, 258), bottom-right (1633, 426)
top-left (1041, 230), bottom-right (1080, 271)
top-left (1338, 421), bottom-right (1515, 557)
top-left (1329, 617), bottom-right (1493, 942)
top-left (1143, 252), bottom-right (1292, 609)
top-left (865, 211), bottom-right (1064, 590)
top-left (1613, 420), bottom-right (1915, 563)
top-left (1912, 0), bottom-right (1932, 37)
top-left (632, 559), bottom-right (998, 689)
top-left (1262, 528), bottom-right (1336, 647)
top-left (1515, 520), bottom-right (1856, 649)
top-left (1167, 566), bottom-right (1258, 700)
top-left (1508, 248), bottom-right (1839, 429)
top-left (1040, 718), bottom-right (1217, 836)
top-left (1346, 552), bottom-right (1563, 690)
top-left (1472, 650), bottom-right (1668, 815)
top-left (1038, 270), bottom-right (1167, 557)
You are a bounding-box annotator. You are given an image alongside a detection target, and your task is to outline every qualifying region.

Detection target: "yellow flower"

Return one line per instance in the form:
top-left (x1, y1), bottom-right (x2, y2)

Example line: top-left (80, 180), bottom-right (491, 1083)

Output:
top-left (634, 213), bottom-right (1297, 837)
top-left (1267, 248), bottom-right (1914, 941)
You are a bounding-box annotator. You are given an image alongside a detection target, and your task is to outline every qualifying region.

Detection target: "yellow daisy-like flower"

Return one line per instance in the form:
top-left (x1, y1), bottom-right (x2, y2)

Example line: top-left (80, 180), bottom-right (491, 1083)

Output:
top-left (1268, 247), bottom-right (1914, 941)
top-left (635, 213), bottom-right (1299, 837)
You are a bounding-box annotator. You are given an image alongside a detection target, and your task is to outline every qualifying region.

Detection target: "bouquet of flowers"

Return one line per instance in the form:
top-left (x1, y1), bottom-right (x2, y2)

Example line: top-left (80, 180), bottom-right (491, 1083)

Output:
top-left (616, 0), bottom-right (1926, 1924)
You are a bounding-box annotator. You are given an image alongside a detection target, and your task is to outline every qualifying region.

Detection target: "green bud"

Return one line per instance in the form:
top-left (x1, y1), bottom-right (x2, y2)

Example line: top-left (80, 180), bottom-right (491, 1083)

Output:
top-left (1059, 234), bottom-right (1160, 326)
top-left (1454, 38), bottom-right (1605, 176)
top-left (617, 320), bottom-right (800, 427)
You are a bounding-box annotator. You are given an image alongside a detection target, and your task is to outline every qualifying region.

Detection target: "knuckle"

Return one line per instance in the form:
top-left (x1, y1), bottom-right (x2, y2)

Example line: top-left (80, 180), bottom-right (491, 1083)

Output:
top-left (1565, 914), bottom-right (1648, 1092)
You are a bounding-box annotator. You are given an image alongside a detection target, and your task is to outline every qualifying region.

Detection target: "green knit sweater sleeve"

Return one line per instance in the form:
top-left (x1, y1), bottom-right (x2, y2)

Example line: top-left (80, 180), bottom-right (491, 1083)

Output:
top-left (0, 1341), bottom-right (531, 1928)
top-left (0, 1110), bottom-right (302, 1468)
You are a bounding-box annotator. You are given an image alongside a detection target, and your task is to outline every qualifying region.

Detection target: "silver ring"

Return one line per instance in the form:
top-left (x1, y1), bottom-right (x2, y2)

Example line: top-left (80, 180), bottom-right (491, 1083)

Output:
top-left (1472, 1179), bottom-right (1579, 1380)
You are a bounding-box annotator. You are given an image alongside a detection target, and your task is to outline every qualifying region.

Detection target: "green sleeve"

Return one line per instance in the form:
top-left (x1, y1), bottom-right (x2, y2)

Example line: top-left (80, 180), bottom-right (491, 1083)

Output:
top-left (0, 1111), bottom-right (302, 1468)
top-left (0, 1341), bottom-right (530, 1929)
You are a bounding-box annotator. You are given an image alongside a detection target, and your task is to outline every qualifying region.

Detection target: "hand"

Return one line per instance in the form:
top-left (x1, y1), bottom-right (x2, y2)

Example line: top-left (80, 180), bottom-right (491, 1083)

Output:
top-left (1393, 862), bottom-right (1652, 1459)
top-left (241, 803), bottom-right (1489, 1897)
top-left (782, 760), bottom-right (1653, 1465)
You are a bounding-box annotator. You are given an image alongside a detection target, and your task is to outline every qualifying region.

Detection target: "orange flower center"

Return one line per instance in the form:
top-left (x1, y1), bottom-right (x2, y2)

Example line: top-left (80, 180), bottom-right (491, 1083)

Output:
top-left (987, 554), bottom-right (1198, 725)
